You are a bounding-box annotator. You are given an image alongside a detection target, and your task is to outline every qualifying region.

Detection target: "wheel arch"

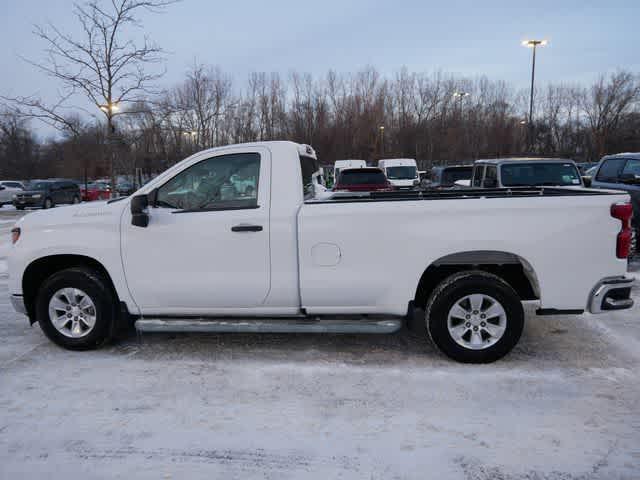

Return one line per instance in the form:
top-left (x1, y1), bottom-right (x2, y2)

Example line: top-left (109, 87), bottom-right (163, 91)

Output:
top-left (22, 254), bottom-right (121, 322)
top-left (413, 250), bottom-right (540, 309)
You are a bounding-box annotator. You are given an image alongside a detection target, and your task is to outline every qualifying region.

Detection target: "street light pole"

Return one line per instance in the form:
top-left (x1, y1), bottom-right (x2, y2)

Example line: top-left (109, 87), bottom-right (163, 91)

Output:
top-left (379, 126), bottom-right (385, 157)
top-left (522, 39), bottom-right (547, 151)
top-left (452, 92), bottom-right (470, 161)
top-left (100, 101), bottom-right (120, 198)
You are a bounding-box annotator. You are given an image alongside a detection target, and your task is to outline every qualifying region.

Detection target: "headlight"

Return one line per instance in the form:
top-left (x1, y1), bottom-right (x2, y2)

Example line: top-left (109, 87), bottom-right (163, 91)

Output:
top-left (32, 194), bottom-right (41, 199)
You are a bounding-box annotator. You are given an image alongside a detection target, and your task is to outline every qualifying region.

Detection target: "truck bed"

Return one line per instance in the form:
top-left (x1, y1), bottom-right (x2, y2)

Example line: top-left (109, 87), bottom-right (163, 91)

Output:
top-left (307, 186), bottom-right (620, 204)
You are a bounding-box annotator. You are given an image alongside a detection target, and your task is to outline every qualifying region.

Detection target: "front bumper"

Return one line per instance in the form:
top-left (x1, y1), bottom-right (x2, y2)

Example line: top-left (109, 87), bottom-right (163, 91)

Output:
top-left (9, 294), bottom-right (27, 315)
top-left (588, 277), bottom-right (635, 314)
top-left (13, 198), bottom-right (43, 208)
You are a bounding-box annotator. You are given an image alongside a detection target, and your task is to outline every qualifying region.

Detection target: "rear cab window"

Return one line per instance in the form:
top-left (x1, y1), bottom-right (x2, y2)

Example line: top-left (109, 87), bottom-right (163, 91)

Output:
top-left (337, 169), bottom-right (387, 185)
top-left (300, 155), bottom-right (320, 199)
top-left (500, 162), bottom-right (581, 187)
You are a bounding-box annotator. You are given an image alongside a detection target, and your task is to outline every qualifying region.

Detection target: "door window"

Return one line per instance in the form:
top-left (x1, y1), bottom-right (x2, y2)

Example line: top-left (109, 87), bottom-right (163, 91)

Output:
top-left (596, 159), bottom-right (626, 182)
top-left (472, 165), bottom-right (484, 187)
top-left (156, 153), bottom-right (260, 211)
top-left (483, 166), bottom-right (498, 187)
top-left (621, 159), bottom-right (640, 176)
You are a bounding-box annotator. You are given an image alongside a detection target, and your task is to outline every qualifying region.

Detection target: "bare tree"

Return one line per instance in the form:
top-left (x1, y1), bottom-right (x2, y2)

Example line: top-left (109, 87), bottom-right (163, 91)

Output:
top-left (581, 71), bottom-right (640, 157)
top-left (2, 0), bottom-right (176, 192)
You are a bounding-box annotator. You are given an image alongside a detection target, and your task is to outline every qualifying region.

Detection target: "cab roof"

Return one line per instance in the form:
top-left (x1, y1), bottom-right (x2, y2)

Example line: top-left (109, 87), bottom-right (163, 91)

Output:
top-left (474, 157), bottom-right (576, 165)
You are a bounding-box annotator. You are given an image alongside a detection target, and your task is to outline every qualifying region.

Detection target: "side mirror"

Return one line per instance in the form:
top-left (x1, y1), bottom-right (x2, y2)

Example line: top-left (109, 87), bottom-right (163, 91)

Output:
top-left (582, 176), bottom-right (592, 187)
top-left (130, 194), bottom-right (149, 228)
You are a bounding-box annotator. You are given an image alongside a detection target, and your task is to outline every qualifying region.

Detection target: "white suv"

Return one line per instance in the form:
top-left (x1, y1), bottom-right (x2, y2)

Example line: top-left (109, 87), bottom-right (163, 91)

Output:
top-left (0, 181), bottom-right (25, 206)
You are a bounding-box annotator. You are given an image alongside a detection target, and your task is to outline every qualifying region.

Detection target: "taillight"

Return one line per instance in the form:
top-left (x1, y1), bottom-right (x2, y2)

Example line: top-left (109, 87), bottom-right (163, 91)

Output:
top-left (611, 202), bottom-right (633, 259)
top-left (11, 227), bottom-right (21, 244)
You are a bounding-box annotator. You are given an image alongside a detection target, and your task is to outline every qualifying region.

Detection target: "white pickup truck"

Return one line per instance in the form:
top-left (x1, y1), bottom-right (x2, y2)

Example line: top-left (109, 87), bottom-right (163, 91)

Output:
top-left (7, 141), bottom-right (635, 363)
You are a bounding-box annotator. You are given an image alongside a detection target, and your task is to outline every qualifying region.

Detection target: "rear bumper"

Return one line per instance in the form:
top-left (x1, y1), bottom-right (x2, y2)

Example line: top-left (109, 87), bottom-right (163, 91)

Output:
top-left (9, 294), bottom-right (27, 315)
top-left (588, 276), bottom-right (635, 314)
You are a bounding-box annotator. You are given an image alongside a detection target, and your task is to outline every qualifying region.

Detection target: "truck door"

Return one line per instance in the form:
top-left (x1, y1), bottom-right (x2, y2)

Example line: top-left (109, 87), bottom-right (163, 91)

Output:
top-left (120, 148), bottom-right (271, 314)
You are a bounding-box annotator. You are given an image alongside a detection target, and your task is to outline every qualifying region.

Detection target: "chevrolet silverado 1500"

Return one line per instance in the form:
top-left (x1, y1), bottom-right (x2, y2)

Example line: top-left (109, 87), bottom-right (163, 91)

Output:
top-left (7, 141), bottom-right (635, 362)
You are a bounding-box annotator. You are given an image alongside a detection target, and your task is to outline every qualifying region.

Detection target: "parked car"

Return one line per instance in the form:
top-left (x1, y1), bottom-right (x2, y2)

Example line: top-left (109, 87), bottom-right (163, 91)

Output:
top-left (428, 165), bottom-right (473, 189)
top-left (7, 141), bottom-right (634, 363)
top-left (116, 182), bottom-right (136, 197)
top-left (378, 158), bottom-right (420, 189)
top-left (0, 180), bottom-right (25, 206)
top-left (582, 165), bottom-right (599, 187)
top-left (333, 159), bottom-right (367, 183)
top-left (470, 158), bottom-right (583, 188)
top-left (333, 167), bottom-right (394, 192)
top-left (81, 181), bottom-right (111, 201)
top-left (13, 180), bottom-right (81, 209)
top-left (576, 162), bottom-right (599, 175)
top-left (589, 153), bottom-right (640, 240)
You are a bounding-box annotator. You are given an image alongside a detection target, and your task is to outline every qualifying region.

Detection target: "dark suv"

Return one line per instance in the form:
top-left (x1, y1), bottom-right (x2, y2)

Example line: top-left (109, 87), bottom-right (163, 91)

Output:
top-left (590, 153), bottom-right (640, 235)
top-left (13, 180), bottom-right (81, 210)
top-left (426, 165), bottom-right (473, 188)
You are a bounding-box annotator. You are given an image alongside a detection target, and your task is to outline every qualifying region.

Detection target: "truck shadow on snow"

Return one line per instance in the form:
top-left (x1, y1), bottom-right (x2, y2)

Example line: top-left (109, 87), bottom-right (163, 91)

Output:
top-left (110, 310), bottom-right (633, 368)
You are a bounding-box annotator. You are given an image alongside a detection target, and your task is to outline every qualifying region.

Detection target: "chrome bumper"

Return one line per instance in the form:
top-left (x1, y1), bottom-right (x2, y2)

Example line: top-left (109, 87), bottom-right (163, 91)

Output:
top-left (588, 277), bottom-right (635, 314)
top-left (9, 295), bottom-right (27, 315)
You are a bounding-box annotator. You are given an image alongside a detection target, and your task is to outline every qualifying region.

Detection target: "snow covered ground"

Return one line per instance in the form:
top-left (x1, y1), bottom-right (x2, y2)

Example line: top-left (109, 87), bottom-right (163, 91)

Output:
top-left (1, 209), bottom-right (639, 479)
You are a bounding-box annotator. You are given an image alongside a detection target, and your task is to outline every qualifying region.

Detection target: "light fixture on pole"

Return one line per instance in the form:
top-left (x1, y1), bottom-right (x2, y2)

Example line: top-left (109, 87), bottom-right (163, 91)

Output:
top-left (452, 91), bottom-right (470, 115)
top-left (521, 39), bottom-right (548, 150)
top-left (379, 125), bottom-right (385, 157)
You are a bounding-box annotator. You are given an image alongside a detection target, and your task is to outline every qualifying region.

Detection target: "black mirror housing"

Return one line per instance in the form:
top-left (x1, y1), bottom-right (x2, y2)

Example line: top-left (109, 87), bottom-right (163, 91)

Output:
top-left (620, 173), bottom-right (640, 185)
top-left (130, 194), bottom-right (149, 228)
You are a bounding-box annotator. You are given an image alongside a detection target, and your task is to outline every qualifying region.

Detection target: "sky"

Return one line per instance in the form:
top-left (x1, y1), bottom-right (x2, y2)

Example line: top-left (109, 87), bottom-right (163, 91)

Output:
top-left (0, 0), bottom-right (638, 137)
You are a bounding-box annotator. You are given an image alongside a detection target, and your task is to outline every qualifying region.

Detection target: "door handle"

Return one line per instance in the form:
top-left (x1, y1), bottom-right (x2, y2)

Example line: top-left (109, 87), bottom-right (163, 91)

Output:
top-left (231, 224), bottom-right (263, 232)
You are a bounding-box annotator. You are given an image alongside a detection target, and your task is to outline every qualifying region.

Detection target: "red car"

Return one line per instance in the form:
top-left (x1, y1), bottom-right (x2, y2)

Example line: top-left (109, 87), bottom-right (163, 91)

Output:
top-left (333, 168), bottom-right (394, 192)
top-left (80, 181), bottom-right (111, 201)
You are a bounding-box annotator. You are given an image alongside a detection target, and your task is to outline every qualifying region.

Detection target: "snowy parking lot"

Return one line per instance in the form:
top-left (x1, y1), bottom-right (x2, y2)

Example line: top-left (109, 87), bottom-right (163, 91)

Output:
top-left (1, 208), bottom-right (640, 479)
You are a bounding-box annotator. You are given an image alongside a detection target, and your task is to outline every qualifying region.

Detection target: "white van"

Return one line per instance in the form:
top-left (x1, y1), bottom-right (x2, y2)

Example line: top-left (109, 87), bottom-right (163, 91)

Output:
top-left (378, 158), bottom-right (419, 189)
top-left (333, 160), bottom-right (367, 182)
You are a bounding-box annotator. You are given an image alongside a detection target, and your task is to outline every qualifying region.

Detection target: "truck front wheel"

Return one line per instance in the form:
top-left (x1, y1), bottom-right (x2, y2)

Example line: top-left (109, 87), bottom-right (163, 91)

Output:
top-left (35, 267), bottom-right (116, 350)
top-left (425, 271), bottom-right (524, 363)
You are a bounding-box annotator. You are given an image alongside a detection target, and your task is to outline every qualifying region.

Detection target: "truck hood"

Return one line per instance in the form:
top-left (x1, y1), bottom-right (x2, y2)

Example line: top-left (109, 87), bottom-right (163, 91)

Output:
top-left (15, 199), bottom-right (126, 230)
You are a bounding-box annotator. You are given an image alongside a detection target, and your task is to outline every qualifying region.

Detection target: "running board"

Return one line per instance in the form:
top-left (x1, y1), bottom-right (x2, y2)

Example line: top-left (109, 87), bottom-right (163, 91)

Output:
top-left (134, 318), bottom-right (402, 334)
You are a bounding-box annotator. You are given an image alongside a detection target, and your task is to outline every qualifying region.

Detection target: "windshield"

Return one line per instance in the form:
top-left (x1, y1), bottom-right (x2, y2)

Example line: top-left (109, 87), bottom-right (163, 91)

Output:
top-left (500, 162), bottom-right (581, 187)
top-left (386, 166), bottom-right (417, 180)
top-left (28, 182), bottom-right (50, 190)
top-left (338, 169), bottom-right (387, 185)
top-left (441, 167), bottom-right (473, 185)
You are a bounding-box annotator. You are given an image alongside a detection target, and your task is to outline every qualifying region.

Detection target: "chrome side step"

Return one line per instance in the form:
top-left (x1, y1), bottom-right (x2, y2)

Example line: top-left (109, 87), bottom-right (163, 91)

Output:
top-left (134, 318), bottom-right (402, 334)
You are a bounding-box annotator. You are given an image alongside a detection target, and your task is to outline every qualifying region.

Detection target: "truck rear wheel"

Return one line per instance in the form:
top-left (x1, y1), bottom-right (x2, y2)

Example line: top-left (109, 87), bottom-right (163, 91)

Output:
top-left (425, 271), bottom-right (524, 363)
top-left (35, 267), bottom-right (116, 350)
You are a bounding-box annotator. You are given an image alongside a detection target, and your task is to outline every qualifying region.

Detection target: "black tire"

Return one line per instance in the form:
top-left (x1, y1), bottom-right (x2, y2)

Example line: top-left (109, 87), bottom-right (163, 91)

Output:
top-left (425, 270), bottom-right (524, 363)
top-left (35, 267), bottom-right (117, 350)
top-left (43, 197), bottom-right (53, 209)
